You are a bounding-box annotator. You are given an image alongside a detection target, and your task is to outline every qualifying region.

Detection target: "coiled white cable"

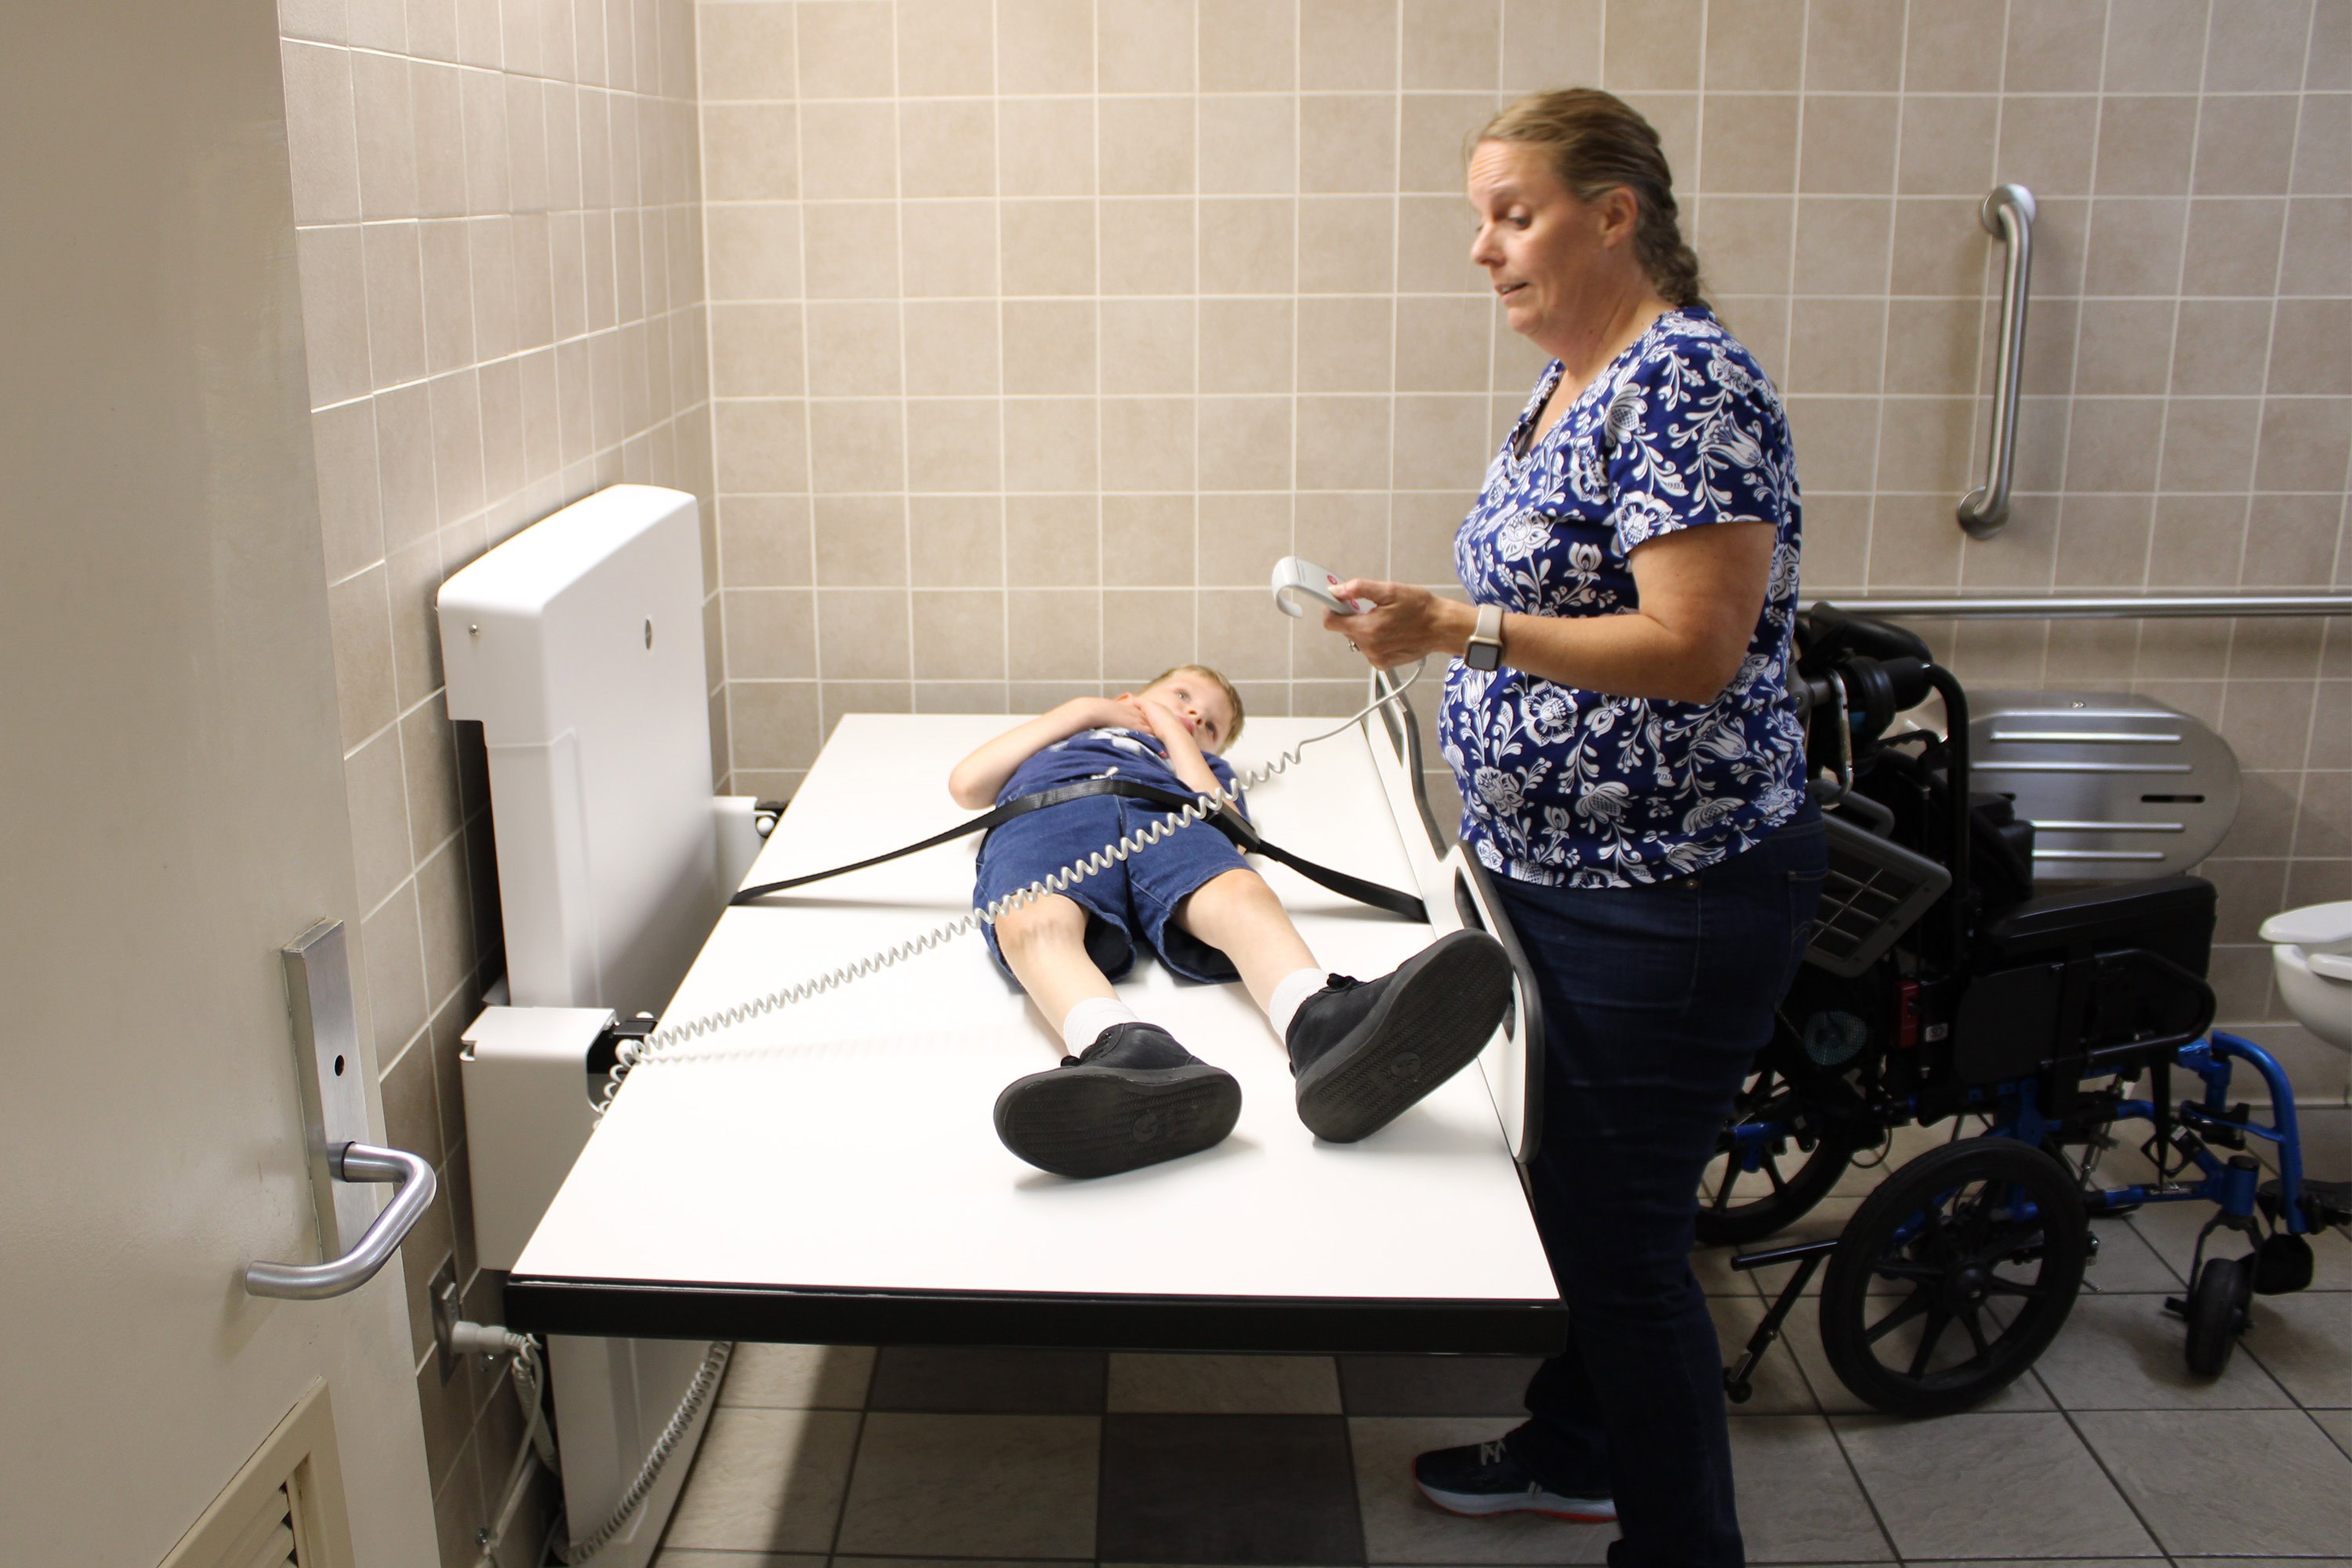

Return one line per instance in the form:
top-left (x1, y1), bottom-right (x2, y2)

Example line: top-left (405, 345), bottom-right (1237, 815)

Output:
top-left (592, 666), bottom-right (1425, 1119)
top-left (556, 1340), bottom-right (735, 1563)
top-left (463, 1329), bottom-right (558, 1567)
top-left (457, 1323), bottom-right (729, 1563)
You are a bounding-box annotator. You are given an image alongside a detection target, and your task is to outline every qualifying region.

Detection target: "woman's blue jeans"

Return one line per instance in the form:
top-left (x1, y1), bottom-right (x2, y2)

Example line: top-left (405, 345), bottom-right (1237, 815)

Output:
top-left (1494, 807), bottom-right (1825, 1568)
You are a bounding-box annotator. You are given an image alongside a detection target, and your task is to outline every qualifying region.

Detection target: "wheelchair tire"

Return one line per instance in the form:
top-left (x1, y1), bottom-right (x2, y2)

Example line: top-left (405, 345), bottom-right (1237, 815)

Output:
top-left (2183, 1254), bottom-right (2250, 1377)
top-left (1819, 1138), bottom-right (2088, 1418)
top-left (1695, 1054), bottom-right (1861, 1246)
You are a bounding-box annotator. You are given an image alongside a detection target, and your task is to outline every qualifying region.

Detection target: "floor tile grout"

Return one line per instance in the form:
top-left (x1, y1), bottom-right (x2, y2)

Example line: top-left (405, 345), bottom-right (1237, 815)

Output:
top-left (2053, 1402), bottom-right (2169, 1559)
top-left (659, 1235), bottom-right (2348, 1568)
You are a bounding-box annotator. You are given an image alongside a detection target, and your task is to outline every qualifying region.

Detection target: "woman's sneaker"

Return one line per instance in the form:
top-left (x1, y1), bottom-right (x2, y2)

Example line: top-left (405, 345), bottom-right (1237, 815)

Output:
top-left (993, 1022), bottom-right (1242, 1178)
top-left (1413, 1439), bottom-right (1617, 1523)
top-left (1284, 929), bottom-right (1514, 1142)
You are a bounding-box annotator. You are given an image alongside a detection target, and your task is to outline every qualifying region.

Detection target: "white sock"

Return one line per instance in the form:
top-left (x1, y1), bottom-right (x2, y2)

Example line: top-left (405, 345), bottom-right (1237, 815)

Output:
top-left (1265, 967), bottom-right (1331, 1044)
top-left (1059, 996), bottom-right (1141, 1055)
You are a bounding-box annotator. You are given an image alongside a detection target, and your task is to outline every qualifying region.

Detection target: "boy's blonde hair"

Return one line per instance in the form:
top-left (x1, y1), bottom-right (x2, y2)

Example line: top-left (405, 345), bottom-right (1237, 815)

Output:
top-left (1146, 664), bottom-right (1245, 747)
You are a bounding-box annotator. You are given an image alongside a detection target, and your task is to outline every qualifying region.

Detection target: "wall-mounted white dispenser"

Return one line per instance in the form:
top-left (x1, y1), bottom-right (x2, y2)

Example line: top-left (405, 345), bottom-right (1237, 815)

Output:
top-left (439, 484), bottom-right (754, 1568)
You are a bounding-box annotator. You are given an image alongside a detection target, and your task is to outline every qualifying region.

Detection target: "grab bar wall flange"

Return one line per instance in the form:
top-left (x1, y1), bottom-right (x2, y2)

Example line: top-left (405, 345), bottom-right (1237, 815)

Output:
top-left (1958, 183), bottom-right (2036, 541)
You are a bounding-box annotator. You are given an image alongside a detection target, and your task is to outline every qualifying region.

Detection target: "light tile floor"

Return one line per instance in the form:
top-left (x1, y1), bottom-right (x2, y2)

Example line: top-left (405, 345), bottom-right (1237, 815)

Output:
top-left (649, 1109), bottom-right (2352, 1567)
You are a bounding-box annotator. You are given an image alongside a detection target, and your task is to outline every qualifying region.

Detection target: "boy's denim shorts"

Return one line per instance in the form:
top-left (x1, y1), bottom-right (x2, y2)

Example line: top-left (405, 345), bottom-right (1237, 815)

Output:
top-left (974, 793), bottom-right (1251, 985)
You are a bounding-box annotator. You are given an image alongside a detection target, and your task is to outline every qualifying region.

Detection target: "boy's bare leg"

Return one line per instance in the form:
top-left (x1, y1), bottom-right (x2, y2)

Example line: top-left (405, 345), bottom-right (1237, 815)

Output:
top-left (1174, 869), bottom-right (1320, 1011)
top-left (993, 893), bottom-right (1117, 1044)
top-left (991, 891), bottom-right (1243, 1179)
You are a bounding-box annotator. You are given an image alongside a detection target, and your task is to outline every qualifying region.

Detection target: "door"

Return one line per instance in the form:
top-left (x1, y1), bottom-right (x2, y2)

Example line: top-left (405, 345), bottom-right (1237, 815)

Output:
top-left (0, 1), bottom-right (437, 1561)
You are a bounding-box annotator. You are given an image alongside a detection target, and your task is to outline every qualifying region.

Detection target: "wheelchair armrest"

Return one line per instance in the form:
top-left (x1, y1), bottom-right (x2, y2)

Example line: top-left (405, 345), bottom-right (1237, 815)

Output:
top-left (1979, 874), bottom-right (2217, 974)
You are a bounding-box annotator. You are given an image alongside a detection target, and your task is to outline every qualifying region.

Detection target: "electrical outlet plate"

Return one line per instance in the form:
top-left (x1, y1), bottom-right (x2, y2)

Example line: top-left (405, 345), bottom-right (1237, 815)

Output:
top-left (283, 919), bottom-right (380, 1255)
top-left (430, 1257), bottom-right (463, 1382)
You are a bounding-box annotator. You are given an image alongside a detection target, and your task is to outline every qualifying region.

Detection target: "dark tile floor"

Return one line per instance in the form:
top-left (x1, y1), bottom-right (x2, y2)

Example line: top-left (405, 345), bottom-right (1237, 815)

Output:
top-left (652, 1110), bottom-right (2352, 1567)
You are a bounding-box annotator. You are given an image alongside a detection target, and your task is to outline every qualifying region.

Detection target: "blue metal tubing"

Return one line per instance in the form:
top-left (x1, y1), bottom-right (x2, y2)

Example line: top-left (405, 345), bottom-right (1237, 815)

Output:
top-left (1731, 1036), bottom-right (2313, 1232)
top-left (2068, 1032), bottom-right (2310, 1232)
top-left (2198, 1031), bottom-right (2307, 1230)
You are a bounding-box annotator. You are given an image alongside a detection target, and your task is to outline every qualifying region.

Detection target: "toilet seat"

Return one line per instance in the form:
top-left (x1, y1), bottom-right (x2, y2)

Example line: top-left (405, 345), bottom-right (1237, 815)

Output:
top-left (2260, 900), bottom-right (2352, 1054)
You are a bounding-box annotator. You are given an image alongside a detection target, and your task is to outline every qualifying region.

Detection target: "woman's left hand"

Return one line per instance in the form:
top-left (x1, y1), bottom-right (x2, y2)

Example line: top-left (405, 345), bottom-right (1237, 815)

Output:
top-left (1321, 579), bottom-right (1476, 668)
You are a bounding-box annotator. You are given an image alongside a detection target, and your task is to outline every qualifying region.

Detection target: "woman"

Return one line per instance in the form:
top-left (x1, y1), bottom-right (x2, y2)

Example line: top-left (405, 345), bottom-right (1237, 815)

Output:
top-left (1327, 90), bottom-right (1824, 1568)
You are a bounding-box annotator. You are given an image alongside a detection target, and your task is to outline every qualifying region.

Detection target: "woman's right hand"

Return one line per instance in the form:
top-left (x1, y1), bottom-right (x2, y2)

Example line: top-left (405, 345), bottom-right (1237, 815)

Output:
top-left (1323, 579), bottom-right (1478, 668)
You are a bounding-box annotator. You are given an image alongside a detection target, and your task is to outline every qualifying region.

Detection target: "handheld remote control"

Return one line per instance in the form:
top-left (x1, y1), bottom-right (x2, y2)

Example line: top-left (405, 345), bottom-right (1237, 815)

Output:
top-left (1271, 556), bottom-right (1375, 619)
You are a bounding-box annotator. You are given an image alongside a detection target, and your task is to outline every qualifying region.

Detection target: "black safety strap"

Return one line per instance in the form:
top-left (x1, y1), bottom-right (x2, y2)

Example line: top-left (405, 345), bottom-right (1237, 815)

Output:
top-left (729, 775), bottom-right (1426, 921)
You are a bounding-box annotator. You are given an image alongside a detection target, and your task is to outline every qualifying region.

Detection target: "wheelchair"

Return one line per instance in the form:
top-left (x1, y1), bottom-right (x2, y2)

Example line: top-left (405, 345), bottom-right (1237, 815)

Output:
top-left (1700, 607), bottom-right (2350, 1419)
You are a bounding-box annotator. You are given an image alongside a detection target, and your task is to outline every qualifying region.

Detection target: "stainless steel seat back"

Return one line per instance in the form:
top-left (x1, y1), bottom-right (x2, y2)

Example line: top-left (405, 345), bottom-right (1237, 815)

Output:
top-left (1967, 691), bottom-right (2240, 883)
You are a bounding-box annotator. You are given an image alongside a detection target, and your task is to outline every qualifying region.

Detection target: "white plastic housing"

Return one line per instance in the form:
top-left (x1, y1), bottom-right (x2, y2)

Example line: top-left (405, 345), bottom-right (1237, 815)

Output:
top-left (439, 485), bottom-right (719, 1016)
top-left (458, 1004), bottom-right (612, 1271)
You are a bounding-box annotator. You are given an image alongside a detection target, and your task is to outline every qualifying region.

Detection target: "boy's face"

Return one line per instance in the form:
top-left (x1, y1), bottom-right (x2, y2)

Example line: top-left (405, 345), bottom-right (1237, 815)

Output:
top-left (1134, 672), bottom-right (1236, 750)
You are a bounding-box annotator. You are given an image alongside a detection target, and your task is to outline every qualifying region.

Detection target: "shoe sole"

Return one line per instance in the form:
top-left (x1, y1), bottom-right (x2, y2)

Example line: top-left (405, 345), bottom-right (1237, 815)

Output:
top-left (993, 1063), bottom-right (1242, 1179)
top-left (1415, 1481), bottom-right (1617, 1523)
top-left (1295, 930), bottom-right (1515, 1144)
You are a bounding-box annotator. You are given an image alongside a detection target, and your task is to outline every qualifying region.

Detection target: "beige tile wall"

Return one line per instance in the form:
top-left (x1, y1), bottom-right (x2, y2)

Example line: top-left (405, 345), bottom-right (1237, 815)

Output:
top-left (698, 0), bottom-right (2347, 1096)
top-left (276, 0), bottom-right (712, 1561)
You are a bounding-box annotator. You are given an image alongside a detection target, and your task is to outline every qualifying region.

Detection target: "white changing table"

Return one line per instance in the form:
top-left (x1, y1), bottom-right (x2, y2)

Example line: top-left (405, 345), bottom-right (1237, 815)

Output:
top-left (503, 701), bottom-right (1564, 1354)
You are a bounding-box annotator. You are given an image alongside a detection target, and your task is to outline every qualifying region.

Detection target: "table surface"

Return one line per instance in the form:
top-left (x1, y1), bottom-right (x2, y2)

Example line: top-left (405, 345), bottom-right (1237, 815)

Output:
top-left (510, 714), bottom-right (1560, 1323)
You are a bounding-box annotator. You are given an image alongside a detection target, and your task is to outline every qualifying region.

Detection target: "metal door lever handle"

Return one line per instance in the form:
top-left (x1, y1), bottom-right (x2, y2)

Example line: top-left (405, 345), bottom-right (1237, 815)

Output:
top-left (244, 1142), bottom-right (436, 1300)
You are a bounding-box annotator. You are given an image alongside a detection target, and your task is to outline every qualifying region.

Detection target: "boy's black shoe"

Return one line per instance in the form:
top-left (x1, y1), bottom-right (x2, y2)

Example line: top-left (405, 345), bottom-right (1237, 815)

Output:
top-left (1286, 929), bottom-right (1513, 1143)
top-left (1413, 1439), bottom-right (1616, 1522)
top-left (993, 1022), bottom-right (1243, 1178)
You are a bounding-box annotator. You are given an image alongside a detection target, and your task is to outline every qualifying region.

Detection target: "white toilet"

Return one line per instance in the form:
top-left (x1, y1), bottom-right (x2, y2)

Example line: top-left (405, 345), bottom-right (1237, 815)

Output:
top-left (2261, 901), bottom-right (2352, 1054)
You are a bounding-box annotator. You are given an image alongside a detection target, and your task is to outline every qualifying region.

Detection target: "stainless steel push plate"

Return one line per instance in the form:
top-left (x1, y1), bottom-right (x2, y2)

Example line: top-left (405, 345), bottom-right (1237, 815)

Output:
top-left (284, 920), bottom-right (381, 1255)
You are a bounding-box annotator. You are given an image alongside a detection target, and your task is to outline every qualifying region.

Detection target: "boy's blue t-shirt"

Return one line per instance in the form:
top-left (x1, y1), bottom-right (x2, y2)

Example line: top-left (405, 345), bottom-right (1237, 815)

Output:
top-left (997, 728), bottom-right (1245, 817)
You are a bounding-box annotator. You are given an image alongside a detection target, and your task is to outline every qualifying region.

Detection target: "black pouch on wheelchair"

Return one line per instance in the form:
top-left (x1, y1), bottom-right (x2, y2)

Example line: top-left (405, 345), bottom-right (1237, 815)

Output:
top-left (1969, 792), bottom-right (2037, 913)
top-left (1948, 877), bottom-right (2219, 1084)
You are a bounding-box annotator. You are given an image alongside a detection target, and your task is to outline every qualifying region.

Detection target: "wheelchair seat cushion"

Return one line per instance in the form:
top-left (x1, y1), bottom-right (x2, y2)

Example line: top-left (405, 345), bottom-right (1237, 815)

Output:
top-left (1978, 873), bottom-right (2216, 974)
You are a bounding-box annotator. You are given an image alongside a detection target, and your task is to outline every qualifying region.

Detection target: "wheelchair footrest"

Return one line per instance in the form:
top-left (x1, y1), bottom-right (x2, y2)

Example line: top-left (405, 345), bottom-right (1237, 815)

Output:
top-left (2259, 1176), bottom-right (2351, 1231)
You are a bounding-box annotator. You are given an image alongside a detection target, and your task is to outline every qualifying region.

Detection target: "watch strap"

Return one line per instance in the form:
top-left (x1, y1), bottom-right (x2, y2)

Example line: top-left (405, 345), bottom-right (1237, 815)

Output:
top-left (1465, 602), bottom-right (1504, 670)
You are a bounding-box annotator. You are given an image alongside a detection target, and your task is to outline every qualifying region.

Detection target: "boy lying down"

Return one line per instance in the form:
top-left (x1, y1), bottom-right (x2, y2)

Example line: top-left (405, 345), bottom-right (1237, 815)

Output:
top-left (949, 665), bottom-right (1514, 1179)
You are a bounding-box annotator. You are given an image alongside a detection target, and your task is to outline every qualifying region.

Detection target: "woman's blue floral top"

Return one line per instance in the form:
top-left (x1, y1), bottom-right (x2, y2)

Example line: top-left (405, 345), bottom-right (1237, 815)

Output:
top-left (1439, 307), bottom-right (1807, 888)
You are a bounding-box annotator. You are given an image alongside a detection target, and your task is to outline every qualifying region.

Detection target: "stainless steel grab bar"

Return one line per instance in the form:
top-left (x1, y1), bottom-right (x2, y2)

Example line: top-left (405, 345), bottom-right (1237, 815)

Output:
top-left (245, 1142), bottom-right (436, 1300)
top-left (1957, 183), bottom-right (2036, 540)
top-left (1820, 593), bottom-right (2352, 619)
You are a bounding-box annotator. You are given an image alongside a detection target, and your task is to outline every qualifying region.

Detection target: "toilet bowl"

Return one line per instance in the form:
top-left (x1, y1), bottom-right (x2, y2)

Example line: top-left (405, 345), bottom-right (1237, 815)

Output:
top-left (2260, 901), bottom-right (2352, 1054)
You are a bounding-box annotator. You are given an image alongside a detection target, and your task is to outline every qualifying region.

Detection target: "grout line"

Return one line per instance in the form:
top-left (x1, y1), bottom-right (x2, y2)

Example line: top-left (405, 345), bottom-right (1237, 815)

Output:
top-left (689, 84), bottom-right (2306, 105)
top-left (789, 1), bottom-right (817, 767)
top-left (1096, 0), bottom-right (1109, 691)
top-left (2053, 1401), bottom-right (2172, 1556)
top-left (693, 0), bottom-right (735, 789)
top-left (895, 3), bottom-right (915, 709)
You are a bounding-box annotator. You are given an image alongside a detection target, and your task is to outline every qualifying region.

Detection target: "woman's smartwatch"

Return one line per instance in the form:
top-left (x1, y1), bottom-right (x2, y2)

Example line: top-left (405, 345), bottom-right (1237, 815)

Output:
top-left (1463, 603), bottom-right (1505, 670)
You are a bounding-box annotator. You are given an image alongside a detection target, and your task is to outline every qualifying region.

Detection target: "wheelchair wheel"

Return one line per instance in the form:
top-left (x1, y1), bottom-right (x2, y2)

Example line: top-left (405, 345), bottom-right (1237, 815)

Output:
top-left (1819, 1138), bottom-right (2088, 1417)
top-left (2183, 1254), bottom-right (2250, 1377)
top-left (1694, 1052), bottom-right (1860, 1245)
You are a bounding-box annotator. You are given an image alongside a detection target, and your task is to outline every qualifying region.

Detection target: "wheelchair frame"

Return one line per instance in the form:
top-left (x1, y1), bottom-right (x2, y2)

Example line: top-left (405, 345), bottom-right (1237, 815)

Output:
top-left (1708, 609), bottom-right (2346, 1417)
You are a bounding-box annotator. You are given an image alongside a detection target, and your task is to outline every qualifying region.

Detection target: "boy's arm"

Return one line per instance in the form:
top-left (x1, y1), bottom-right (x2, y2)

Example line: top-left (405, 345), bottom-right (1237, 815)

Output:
top-left (947, 696), bottom-right (1142, 809)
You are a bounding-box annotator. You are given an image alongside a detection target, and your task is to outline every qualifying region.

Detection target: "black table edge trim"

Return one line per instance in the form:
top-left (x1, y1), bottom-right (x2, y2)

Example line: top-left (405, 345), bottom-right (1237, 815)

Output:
top-left (503, 1276), bottom-right (1568, 1355)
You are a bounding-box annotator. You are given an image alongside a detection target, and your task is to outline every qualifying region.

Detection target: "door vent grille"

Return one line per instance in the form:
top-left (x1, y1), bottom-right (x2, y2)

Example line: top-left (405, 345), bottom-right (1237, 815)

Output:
top-left (216, 1482), bottom-right (303, 1568)
top-left (161, 1381), bottom-right (352, 1568)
